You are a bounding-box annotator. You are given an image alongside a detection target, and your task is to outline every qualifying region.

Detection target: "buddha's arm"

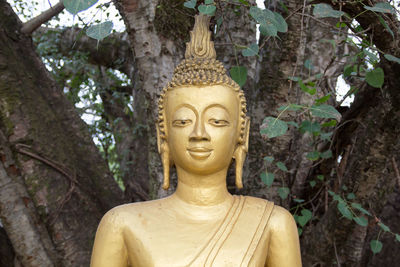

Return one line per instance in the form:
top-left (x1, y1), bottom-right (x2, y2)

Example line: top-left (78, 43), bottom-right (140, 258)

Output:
top-left (265, 206), bottom-right (302, 267)
top-left (91, 210), bottom-right (128, 267)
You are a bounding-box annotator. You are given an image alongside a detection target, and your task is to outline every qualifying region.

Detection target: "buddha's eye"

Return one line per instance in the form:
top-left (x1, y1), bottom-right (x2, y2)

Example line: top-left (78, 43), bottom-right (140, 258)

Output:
top-left (209, 119), bottom-right (229, 127)
top-left (172, 119), bottom-right (192, 127)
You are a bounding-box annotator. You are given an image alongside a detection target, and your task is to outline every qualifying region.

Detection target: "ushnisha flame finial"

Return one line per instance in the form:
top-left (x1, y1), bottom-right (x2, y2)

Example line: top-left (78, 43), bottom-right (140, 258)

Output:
top-left (185, 14), bottom-right (216, 60)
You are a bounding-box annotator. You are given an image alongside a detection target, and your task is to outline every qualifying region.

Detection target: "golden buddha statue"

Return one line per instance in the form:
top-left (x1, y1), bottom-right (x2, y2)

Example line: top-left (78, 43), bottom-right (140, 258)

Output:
top-left (91, 15), bottom-right (301, 267)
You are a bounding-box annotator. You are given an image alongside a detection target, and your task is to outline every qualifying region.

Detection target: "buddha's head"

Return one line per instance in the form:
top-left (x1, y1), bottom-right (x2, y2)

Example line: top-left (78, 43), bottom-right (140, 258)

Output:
top-left (157, 15), bottom-right (250, 190)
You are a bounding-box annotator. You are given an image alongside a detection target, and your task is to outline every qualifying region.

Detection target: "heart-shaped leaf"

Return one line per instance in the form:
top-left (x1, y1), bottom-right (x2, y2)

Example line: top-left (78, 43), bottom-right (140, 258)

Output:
top-left (310, 104), bottom-right (341, 120)
top-left (313, 3), bottom-right (345, 18)
top-left (230, 66), bottom-right (247, 87)
top-left (242, 43), bottom-right (259, 57)
top-left (198, 4), bottom-right (216, 15)
top-left (370, 240), bottom-right (383, 254)
top-left (278, 187), bottom-right (290, 200)
top-left (86, 21), bottom-right (113, 41)
top-left (260, 172), bottom-right (274, 187)
top-left (63, 0), bottom-right (98, 15)
top-left (260, 117), bottom-right (288, 138)
top-left (183, 0), bottom-right (196, 9)
top-left (364, 3), bottom-right (394, 13)
top-left (365, 67), bottom-right (384, 88)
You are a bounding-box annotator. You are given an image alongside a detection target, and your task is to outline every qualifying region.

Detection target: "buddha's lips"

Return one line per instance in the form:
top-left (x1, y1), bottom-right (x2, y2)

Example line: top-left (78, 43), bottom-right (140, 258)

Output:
top-left (187, 147), bottom-right (213, 152)
top-left (187, 147), bottom-right (213, 159)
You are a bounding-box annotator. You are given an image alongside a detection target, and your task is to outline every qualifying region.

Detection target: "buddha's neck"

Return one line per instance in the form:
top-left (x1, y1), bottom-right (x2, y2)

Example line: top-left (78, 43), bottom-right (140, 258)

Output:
top-left (173, 166), bottom-right (232, 206)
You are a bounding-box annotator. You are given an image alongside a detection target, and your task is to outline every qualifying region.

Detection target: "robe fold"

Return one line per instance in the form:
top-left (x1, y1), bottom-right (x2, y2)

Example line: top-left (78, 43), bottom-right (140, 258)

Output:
top-left (188, 195), bottom-right (274, 267)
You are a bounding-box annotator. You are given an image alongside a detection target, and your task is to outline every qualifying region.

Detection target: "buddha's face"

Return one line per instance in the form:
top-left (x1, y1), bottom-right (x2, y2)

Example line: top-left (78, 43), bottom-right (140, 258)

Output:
top-left (164, 85), bottom-right (240, 175)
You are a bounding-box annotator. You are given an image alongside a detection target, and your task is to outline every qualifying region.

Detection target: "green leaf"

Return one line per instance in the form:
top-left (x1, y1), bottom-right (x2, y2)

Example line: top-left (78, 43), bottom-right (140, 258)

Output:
top-left (278, 187), bottom-right (290, 200)
top-left (298, 227), bottom-right (303, 236)
top-left (320, 150), bottom-right (332, 159)
top-left (288, 76), bottom-right (300, 81)
top-left (242, 43), bottom-right (259, 57)
top-left (261, 117), bottom-right (288, 138)
top-left (230, 66), bottom-right (247, 87)
top-left (278, 104), bottom-right (303, 111)
top-left (259, 22), bottom-right (278, 37)
top-left (198, 4), bottom-right (216, 15)
top-left (293, 198), bottom-right (305, 203)
top-left (238, 0), bottom-right (250, 6)
top-left (309, 180), bottom-right (316, 188)
top-left (204, 0), bottom-right (214, 4)
top-left (343, 65), bottom-right (356, 77)
top-left (342, 185), bottom-right (348, 191)
top-left (320, 132), bottom-right (333, 141)
top-left (378, 15), bottom-right (394, 38)
top-left (396, 234), bottom-right (400, 242)
top-left (250, 7), bottom-right (276, 24)
top-left (264, 156), bottom-right (274, 163)
top-left (322, 120), bottom-right (337, 127)
top-left (317, 175), bottom-right (324, 181)
top-left (353, 216), bottom-right (368, 227)
top-left (364, 3), bottom-right (394, 13)
top-left (337, 202), bottom-right (353, 220)
top-left (310, 104), bottom-right (341, 120)
top-left (260, 172), bottom-right (274, 187)
top-left (273, 12), bottom-right (288, 32)
top-left (63, 0), bottom-right (98, 15)
top-left (364, 49), bottom-right (379, 63)
top-left (298, 80), bottom-right (316, 95)
top-left (300, 120), bottom-right (321, 134)
top-left (370, 240), bottom-right (383, 254)
top-left (384, 54), bottom-right (400, 64)
top-left (304, 59), bottom-right (314, 70)
top-left (276, 161), bottom-right (288, 172)
top-left (315, 94), bottom-right (331, 105)
top-left (86, 21), bottom-right (114, 41)
top-left (346, 193), bottom-right (356, 200)
top-left (365, 67), bottom-right (384, 88)
top-left (306, 151), bottom-right (320, 161)
top-left (297, 209), bottom-right (312, 227)
top-left (378, 222), bottom-right (390, 232)
top-left (183, 0), bottom-right (196, 9)
top-left (313, 3), bottom-right (345, 18)
top-left (351, 203), bottom-right (371, 216)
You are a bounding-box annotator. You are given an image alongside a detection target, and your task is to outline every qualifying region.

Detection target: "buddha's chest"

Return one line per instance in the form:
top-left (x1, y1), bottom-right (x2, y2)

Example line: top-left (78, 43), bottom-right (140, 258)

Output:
top-left (122, 213), bottom-right (269, 267)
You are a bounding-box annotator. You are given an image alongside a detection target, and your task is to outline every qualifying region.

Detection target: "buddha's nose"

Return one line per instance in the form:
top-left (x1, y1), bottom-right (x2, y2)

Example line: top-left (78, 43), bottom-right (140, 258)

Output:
top-left (189, 120), bottom-right (210, 141)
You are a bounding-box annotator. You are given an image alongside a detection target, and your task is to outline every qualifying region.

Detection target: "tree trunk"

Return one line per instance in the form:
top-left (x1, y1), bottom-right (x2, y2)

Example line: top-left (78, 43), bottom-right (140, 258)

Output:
top-left (0, 1), bottom-right (127, 266)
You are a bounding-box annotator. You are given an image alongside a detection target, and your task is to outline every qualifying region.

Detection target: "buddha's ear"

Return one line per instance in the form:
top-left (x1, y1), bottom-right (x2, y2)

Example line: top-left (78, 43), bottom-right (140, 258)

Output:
top-left (243, 117), bottom-right (250, 152)
top-left (233, 117), bottom-right (250, 189)
top-left (156, 123), bottom-right (170, 190)
top-left (156, 123), bottom-right (162, 154)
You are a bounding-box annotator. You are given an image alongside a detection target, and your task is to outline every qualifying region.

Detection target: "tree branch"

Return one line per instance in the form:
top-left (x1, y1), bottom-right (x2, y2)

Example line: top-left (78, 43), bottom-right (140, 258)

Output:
top-left (21, 1), bottom-right (64, 35)
top-left (35, 27), bottom-right (135, 78)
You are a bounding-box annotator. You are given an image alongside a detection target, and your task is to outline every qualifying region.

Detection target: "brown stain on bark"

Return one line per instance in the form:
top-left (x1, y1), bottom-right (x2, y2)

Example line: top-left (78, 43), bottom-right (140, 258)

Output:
top-left (123, 0), bottom-right (139, 13)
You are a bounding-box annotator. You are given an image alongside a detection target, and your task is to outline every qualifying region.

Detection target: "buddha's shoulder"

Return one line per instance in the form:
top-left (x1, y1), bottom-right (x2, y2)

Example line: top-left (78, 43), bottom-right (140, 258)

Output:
top-left (99, 197), bottom-right (170, 227)
top-left (242, 196), bottom-right (295, 230)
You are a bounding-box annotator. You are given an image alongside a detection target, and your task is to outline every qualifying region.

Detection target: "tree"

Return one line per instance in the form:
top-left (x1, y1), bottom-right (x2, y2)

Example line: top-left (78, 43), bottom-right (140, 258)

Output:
top-left (0, 0), bottom-right (400, 266)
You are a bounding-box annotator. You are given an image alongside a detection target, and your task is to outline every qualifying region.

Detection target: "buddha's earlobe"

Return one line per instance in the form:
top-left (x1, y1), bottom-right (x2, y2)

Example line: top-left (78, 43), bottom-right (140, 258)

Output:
top-left (234, 117), bottom-right (250, 189)
top-left (161, 142), bottom-right (170, 190)
top-left (156, 123), bottom-right (170, 190)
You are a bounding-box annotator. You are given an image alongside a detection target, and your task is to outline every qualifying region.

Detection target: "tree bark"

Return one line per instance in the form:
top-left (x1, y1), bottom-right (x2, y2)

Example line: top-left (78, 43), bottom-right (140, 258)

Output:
top-left (0, 0), bottom-right (127, 265)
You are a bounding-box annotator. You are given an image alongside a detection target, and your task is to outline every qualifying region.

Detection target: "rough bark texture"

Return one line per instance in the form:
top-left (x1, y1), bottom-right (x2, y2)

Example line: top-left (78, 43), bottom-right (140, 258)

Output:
top-left (301, 1), bottom-right (400, 266)
top-left (0, 0), bottom-right (127, 265)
